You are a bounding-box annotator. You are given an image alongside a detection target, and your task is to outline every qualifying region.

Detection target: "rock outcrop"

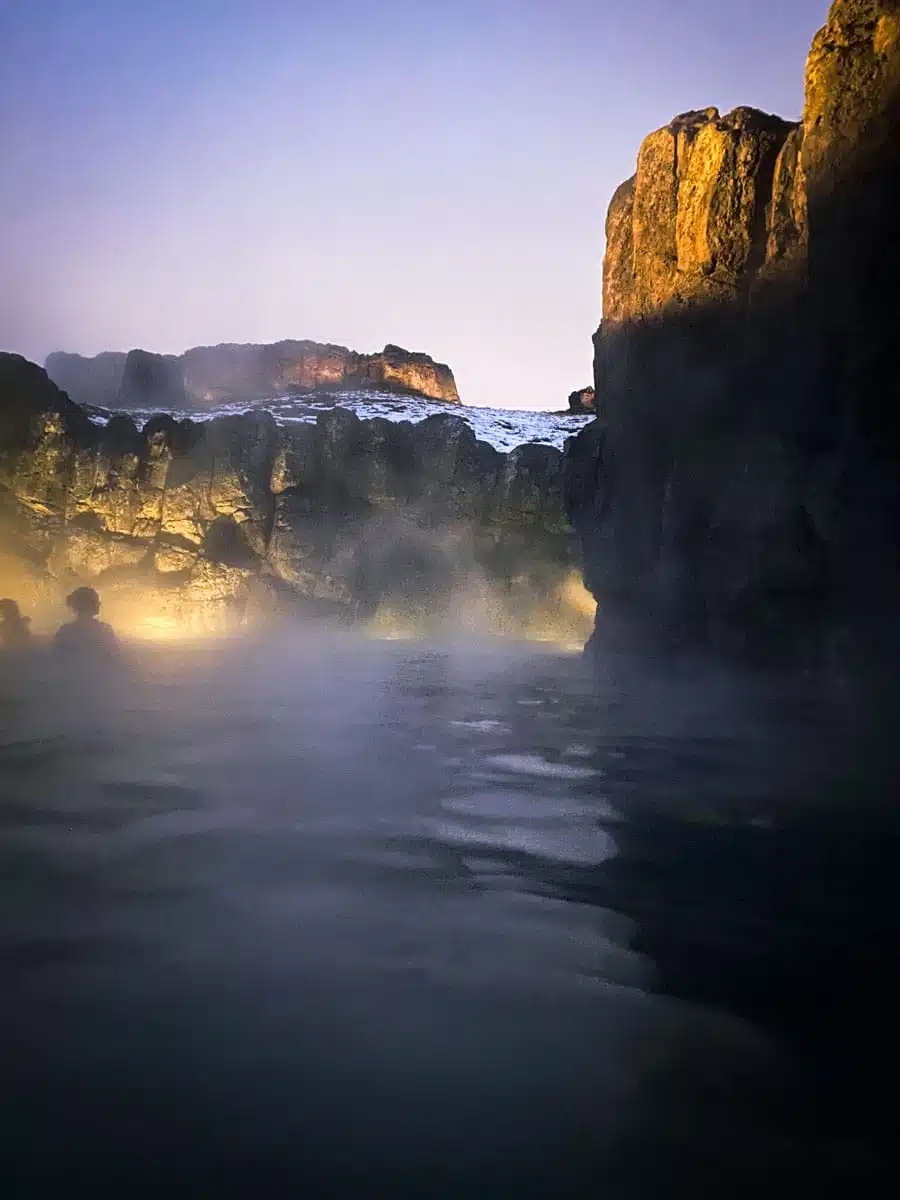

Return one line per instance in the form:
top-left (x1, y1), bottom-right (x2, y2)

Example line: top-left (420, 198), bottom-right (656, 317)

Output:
top-left (600, 106), bottom-right (796, 324)
top-left (46, 340), bottom-right (460, 412)
top-left (1, 354), bottom-right (587, 642)
top-left (568, 387), bottom-right (595, 413)
top-left (567, 0), bottom-right (900, 668)
top-left (117, 349), bottom-right (187, 412)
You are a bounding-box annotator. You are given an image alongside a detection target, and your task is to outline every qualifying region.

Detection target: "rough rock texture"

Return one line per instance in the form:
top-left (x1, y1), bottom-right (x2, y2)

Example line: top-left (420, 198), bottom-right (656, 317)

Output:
top-left (568, 387), bottom-right (595, 413)
top-left (568, 0), bottom-right (900, 668)
top-left (46, 340), bottom-right (460, 411)
top-left (803, 0), bottom-right (900, 449)
top-left (1, 355), bottom-right (582, 640)
top-left (763, 126), bottom-right (808, 280)
top-left (599, 106), bottom-right (796, 327)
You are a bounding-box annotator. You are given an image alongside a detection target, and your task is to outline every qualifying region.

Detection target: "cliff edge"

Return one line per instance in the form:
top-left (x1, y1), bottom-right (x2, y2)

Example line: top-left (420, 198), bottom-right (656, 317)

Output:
top-left (46, 339), bottom-right (461, 411)
top-left (566, 0), bottom-right (900, 669)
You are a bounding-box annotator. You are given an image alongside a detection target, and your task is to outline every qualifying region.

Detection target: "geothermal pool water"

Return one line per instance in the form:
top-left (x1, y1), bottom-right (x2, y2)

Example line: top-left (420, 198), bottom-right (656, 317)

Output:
top-left (0, 632), bottom-right (896, 1196)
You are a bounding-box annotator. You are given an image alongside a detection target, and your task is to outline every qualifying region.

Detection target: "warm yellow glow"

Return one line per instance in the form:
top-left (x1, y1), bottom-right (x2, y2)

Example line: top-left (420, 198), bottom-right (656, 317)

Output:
top-left (363, 606), bottom-right (425, 642)
top-left (518, 572), bottom-right (597, 651)
top-left (119, 607), bottom-right (248, 643)
top-left (129, 614), bottom-right (190, 642)
top-left (3, 539), bottom-right (596, 652)
top-left (362, 570), bottom-right (596, 651)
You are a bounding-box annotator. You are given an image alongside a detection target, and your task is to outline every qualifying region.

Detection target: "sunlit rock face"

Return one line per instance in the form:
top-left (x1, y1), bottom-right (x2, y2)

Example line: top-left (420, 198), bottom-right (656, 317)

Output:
top-left (1, 355), bottom-right (587, 643)
top-left (600, 106), bottom-right (796, 326)
top-left (46, 339), bottom-right (460, 411)
top-left (568, 0), bottom-right (900, 668)
top-left (803, 0), bottom-right (900, 192)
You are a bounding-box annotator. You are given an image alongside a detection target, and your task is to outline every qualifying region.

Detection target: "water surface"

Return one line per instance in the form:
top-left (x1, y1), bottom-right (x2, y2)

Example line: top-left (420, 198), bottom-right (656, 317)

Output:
top-left (0, 633), bottom-right (896, 1196)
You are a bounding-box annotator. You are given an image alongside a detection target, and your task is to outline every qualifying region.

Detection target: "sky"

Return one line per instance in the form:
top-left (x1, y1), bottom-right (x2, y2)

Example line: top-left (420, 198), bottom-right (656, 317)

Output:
top-left (1, 0), bottom-right (829, 410)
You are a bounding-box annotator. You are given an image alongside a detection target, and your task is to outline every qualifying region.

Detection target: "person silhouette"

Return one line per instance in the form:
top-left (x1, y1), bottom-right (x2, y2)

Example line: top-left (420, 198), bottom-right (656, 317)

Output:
top-left (53, 587), bottom-right (119, 660)
top-left (0, 598), bottom-right (32, 651)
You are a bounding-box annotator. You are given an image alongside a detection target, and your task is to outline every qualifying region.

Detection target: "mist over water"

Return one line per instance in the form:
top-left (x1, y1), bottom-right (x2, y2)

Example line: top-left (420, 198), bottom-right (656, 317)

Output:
top-left (1, 630), bottom-right (896, 1196)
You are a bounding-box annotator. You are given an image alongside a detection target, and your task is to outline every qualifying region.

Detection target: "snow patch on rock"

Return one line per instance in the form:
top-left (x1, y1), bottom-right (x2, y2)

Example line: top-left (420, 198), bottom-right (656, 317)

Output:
top-left (89, 390), bottom-right (594, 453)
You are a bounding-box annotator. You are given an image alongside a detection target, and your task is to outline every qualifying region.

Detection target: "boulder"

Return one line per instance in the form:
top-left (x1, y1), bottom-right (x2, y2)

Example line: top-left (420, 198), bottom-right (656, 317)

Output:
top-left (48, 527), bottom-right (151, 580)
top-left (154, 543), bottom-right (198, 574)
top-left (568, 387), bottom-right (595, 413)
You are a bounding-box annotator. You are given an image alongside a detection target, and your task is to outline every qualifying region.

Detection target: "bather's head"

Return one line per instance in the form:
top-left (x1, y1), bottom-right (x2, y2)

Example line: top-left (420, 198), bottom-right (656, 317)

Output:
top-left (1, 598), bottom-right (27, 623)
top-left (66, 586), bottom-right (102, 619)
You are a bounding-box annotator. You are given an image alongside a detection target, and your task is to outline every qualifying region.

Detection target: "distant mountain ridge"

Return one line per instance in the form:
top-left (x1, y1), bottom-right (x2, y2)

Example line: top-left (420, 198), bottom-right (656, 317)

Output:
top-left (45, 339), bottom-right (460, 411)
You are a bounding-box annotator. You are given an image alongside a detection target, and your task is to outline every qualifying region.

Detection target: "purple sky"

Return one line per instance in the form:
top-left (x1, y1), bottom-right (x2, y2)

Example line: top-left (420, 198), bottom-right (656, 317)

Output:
top-left (2, 0), bottom-right (828, 409)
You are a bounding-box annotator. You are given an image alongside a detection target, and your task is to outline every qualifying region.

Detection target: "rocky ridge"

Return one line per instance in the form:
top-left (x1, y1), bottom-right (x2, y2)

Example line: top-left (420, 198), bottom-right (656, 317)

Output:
top-left (46, 339), bottom-right (460, 412)
top-left (1, 354), bottom-right (587, 643)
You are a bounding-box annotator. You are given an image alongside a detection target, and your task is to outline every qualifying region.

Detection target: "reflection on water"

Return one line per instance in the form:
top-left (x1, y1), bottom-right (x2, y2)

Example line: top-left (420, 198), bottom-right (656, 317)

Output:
top-left (0, 632), bottom-right (897, 1196)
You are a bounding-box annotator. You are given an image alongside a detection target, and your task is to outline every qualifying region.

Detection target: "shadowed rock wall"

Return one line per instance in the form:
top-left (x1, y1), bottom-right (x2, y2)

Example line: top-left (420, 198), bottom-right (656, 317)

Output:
top-left (566, 0), bottom-right (900, 670)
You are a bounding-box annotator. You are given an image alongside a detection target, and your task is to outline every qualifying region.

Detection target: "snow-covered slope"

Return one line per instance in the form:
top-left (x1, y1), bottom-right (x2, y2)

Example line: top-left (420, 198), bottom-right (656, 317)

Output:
top-left (90, 390), bottom-right (593, 453)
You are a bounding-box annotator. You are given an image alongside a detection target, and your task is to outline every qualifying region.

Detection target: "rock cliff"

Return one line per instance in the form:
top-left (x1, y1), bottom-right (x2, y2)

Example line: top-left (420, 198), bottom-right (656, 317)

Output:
top-left (566, 0), bottom-right (900, 669)
top-left (600, 106), bottom-right (796, 324)
top-left (46, 339), bottom-right (460, 411)
top-left (1, 354), bottom-right (587, 643)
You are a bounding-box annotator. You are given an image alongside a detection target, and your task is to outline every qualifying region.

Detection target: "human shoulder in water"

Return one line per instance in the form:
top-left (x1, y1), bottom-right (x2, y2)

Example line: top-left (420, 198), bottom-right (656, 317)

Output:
top-left (0, 598), bottom-right (32, 652)
top-left (53, 587), bottom-right (120, 660)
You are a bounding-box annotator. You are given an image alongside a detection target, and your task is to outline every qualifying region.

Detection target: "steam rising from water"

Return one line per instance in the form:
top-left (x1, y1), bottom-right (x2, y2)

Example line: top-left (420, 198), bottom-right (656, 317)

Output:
top-left (2, 529), bottom-right (597, 650)
top-left (1, 618), bottom-right (893, 1194)
top-left (362, 570), bottom-right (596, 650)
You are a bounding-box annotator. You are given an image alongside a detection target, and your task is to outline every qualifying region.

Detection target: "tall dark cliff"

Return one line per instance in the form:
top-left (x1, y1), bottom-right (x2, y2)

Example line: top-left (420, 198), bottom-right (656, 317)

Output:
top-left (1, 355), bottom-right (587, 642)
top-left (46, 339), bottom-right (461, 411)
top-left (565, 0), bottom-right (900, 668)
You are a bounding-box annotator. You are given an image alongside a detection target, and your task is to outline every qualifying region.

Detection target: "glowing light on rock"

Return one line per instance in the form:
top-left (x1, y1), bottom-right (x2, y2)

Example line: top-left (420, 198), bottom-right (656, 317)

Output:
top-left (360, 570), bottom-right (596, 651)
top-left (129, 614), bottom-right (192, 642)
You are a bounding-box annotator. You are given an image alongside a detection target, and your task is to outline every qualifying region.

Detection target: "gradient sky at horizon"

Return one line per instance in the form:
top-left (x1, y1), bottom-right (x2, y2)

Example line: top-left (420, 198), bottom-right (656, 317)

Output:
top-left (2, 0), bottom-right (828, 409)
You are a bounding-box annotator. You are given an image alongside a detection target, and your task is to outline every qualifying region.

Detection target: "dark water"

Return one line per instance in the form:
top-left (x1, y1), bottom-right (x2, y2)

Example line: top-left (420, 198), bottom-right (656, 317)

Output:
top-left (0, 633), bottom-right (897, 1197)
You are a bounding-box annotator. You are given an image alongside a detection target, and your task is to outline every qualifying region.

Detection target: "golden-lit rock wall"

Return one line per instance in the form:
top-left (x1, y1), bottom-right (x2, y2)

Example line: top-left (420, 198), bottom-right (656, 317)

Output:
top-left (1, 355), bottom-right (573, 641)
